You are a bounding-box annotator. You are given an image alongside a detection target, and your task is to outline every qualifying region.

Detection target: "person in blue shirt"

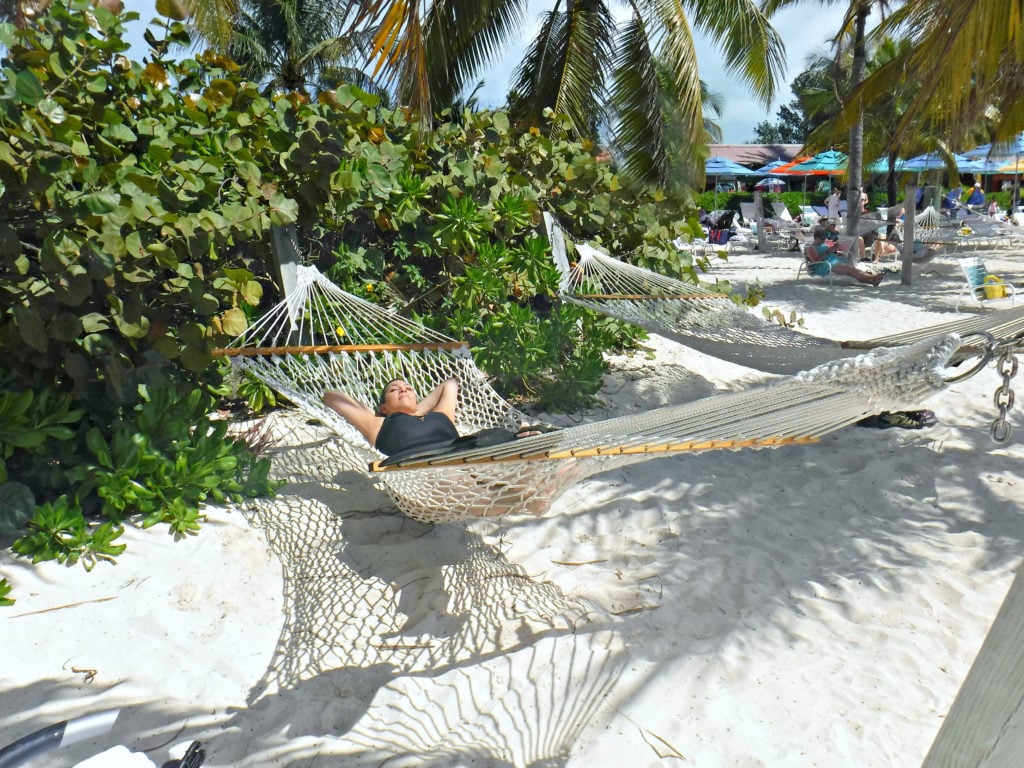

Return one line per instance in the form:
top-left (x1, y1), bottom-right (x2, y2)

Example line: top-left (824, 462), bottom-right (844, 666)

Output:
top-left (966, 182), bottom-right (985, 206)
top-left (941, 186), bottom-right (962, 211)
top-left (804, 227), bottom-right (882, 285)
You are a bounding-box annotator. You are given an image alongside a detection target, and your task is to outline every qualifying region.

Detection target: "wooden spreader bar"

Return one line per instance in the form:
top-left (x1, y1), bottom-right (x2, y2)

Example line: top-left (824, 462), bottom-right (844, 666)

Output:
top-left (213, 341), bottom-right (468, 357)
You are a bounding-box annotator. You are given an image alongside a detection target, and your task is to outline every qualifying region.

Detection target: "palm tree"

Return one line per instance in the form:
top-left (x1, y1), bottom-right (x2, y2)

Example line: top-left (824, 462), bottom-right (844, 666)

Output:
top-left (189, 0), bottom-right (379, 96)
top-left (858, 0), bottom-right (1024, 146)
top-left (764, 0), bottom-right (894, 237)
top-left (349, 0), bottom-right (786, 187)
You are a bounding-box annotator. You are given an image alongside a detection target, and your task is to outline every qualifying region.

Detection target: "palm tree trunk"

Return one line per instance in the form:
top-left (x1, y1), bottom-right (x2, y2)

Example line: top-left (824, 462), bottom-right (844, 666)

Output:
top-left (844, 3), bottom-right (869, 238)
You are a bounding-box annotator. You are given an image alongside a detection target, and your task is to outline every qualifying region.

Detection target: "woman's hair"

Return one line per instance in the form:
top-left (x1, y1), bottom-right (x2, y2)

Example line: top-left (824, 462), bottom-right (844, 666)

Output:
top-left (812, 226), bottom-right (826, 240)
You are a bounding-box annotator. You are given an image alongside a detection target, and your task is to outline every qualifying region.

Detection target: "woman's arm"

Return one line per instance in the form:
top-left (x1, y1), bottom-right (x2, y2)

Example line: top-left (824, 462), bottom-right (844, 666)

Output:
top-left (415, 378), bottom-right (458, 423)
top-left (322, 390), bottom-right (384, 446)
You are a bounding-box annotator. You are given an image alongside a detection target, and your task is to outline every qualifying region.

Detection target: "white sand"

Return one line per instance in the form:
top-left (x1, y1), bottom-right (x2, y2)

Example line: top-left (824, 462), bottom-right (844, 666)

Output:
top-left (3, 245), bottom-right (1023, 767)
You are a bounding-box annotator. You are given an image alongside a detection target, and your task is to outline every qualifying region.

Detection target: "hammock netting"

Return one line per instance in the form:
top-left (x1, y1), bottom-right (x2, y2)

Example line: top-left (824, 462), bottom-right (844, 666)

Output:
top-left (544, 213), bottom-right (1024, 377)
top-left (222, 265), bottom-right (968, 524)
top-left (910, 206), bottom-right (1024, 249)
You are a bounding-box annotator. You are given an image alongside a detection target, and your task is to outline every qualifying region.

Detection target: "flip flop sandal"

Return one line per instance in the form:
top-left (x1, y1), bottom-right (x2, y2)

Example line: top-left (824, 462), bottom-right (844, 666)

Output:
top-left (856, 409), bottom-right (938, 430)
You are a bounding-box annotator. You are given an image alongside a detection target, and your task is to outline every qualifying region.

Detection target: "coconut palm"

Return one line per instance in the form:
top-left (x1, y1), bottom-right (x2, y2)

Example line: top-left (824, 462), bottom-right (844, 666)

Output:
top-left (858, 0), bottom-right (1024, 146)
top-left (190, 0), bottom-right (380, 96)
top-left (349, 0), bottom-right (786, 187)
top-left (764, 0), bottom-right (895, 236)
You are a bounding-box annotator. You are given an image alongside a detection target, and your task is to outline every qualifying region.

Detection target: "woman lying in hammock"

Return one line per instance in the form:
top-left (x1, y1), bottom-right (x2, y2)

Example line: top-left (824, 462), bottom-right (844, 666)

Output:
top-left (323, 378), bottom-right (548, 460)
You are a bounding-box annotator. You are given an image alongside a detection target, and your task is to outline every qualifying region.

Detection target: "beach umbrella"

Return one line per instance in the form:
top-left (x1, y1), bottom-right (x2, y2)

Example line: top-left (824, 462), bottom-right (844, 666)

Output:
top-left (866, 156), bottom-right (905, 174)
top-left (959, 158), bottom-right (1004, 175)
top-left (774, 150), bottom-right (847, 203)
top-left (901, 151), bottom-right (953, 172)
top-left (753, 177), bottom-right (787, 190)
top-left (754, 159), bottom-right (788, 175)
top-left (963, 142), bottom-right (993, 159)
top-left (705, 155), bottom-right (758, 207)
top-left (705, 155), bottom-right (758, 179)
top-left (785, 149), bottom-right (848, 174)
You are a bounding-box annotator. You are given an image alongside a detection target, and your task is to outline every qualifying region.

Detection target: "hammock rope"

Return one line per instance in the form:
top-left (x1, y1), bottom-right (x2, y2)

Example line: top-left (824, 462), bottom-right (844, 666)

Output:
top-left (544, 213), bottom-right (1024, 376)
top-left (221, 265), bottom-right (967, 523)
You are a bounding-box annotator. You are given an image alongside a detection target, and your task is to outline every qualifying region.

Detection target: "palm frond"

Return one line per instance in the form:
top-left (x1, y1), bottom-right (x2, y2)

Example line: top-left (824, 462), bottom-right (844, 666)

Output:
top-left (423, 0), bottom-right (528, 109)
top-left (671, 0), bottom-right (786, 105)
top-left (510, 0), bottom-right (615, 135)
top-left (862, 0), bottom-right (1024, 144)
top-left (610, 12), bottom-right (668, 183)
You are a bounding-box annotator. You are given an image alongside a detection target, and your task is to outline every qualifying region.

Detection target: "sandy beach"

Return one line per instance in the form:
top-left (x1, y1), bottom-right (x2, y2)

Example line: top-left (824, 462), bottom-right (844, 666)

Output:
top-left (3, 241), bottom-right (1023, 767)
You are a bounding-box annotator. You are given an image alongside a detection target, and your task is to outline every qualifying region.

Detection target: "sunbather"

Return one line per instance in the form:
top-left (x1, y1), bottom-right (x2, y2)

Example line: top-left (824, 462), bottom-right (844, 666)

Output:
top-left (805, 227), bottom-right (882, 286)
top-left (323, 378), bottom-right (545, 458)
top-left (820, 218), bottom-right (867, 261)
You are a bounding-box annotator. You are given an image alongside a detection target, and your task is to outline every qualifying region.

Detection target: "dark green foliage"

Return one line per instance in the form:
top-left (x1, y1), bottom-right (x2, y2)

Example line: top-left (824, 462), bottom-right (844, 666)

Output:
top-left (11, 388), bottom-right (280, 565)
top-left (1, 2), bottom-right (708, 587)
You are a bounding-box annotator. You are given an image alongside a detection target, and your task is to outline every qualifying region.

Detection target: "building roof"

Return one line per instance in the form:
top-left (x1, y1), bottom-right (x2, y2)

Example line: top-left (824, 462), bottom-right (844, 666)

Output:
top-left (708, 144), bottom-right (805, 168)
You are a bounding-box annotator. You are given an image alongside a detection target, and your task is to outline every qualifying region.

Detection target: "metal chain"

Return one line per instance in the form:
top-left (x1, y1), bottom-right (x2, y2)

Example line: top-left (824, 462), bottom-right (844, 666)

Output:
top-left (990, 339), bottom-right (1021, 443)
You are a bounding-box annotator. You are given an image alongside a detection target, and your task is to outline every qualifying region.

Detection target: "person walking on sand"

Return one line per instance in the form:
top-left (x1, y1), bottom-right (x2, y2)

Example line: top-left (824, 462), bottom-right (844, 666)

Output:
top-left (827, 188), bottom-right (841, 222)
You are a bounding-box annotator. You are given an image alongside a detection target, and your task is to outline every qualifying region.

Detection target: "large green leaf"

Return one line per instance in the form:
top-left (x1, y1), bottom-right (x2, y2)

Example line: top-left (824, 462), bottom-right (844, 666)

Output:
top-left (0, 482), bottom-right (35, 533)
top-left (13, 305), bottom-right (48, 351)
top-left (81, 191), bottom-right (121, 214)
top-left (15, 70), bottom-right (43, 105)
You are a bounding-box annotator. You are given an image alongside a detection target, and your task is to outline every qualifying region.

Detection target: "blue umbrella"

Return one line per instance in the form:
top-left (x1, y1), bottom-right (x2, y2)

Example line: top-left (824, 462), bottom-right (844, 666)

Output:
top-left (705, 155), bottom-right (759, 178)
top-left (901, 151), bottom-right (947, 171)
top-left (963, 132), bottom-right (1024, 160)
top-left (963, 142), bottom-right (993, 160)
top-left (754, 159), bottom-right (788, 174)
top-left (705, 155), bottom-right (757, 207)
top-left (866, 156), bottom-right (905, 174)
top-left (959, 158), bottom-right (1005, 174)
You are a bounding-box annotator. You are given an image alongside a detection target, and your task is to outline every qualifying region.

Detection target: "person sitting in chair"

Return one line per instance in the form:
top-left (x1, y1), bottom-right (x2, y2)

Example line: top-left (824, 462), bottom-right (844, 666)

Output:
top-left (819, 218), bottom-right (867, 262)
top-left (966, 182), bottom-right (985, 207)
top-left (805, 226), bottom-right (883, 285)
top-left (323, 378), bottom-right (544, 458)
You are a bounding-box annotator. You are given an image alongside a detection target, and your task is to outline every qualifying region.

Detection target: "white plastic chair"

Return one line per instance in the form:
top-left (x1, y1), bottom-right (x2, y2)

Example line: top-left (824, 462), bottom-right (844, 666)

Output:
top-left (956, 255), bottom-right (1017, 311)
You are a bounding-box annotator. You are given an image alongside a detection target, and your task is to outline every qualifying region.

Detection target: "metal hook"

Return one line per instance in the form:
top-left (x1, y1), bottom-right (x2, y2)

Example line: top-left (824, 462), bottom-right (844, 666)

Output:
top-left (943, 331), bottom-right (996, 383)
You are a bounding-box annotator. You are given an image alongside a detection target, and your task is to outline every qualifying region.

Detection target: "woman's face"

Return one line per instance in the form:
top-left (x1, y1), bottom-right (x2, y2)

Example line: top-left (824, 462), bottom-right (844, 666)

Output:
top-left (379, 379), bottom-right (417, 415)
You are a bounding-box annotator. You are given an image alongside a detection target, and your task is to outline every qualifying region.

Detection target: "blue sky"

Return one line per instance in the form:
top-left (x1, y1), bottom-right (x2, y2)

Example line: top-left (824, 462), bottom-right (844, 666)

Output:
top-left (119, 1), bottom-right (847, 144)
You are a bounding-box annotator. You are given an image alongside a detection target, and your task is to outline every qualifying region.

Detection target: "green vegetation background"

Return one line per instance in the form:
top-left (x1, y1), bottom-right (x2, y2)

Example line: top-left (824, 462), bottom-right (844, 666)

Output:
top-left (0, 1), bottom-right (714, 599)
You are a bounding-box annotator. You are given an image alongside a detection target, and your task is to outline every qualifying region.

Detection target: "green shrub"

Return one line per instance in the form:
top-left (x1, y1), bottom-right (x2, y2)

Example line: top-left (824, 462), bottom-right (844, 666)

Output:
top-left (0, 1), bottom-right (717, 598)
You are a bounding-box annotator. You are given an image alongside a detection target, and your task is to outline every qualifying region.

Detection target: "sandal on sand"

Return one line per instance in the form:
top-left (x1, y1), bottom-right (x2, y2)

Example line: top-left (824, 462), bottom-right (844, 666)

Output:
top-left (856, 409), bottom-right (938, 430)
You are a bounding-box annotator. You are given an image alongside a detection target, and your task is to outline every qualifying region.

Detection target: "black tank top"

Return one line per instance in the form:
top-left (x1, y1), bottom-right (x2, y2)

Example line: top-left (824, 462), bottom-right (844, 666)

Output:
top-left (375, 412), bottom-right (460, 456)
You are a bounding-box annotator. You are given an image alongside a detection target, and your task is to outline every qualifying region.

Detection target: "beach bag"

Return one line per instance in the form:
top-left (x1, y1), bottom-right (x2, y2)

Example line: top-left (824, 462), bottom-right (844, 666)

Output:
top-left (984, 275), bottom-right (1008, 299)
top-left (708, 228), bottom-right (730, 245)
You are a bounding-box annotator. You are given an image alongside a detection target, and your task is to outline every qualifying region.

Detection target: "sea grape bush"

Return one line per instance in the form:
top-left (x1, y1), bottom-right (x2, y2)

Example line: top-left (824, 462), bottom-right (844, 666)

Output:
top-left (0, 1), bottom-right (707, 590)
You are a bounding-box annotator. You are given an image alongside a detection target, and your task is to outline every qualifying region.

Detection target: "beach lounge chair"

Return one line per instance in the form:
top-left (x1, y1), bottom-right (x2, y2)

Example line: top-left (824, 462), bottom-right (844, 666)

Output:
top-left (797, 249), bottom-right (840, 284)
top-left (956, 255), bottom-right (1017, 311)
top-left (771, 202), bottom-right (796, 222)
top-left (798, 205), bottom-right (819, 226)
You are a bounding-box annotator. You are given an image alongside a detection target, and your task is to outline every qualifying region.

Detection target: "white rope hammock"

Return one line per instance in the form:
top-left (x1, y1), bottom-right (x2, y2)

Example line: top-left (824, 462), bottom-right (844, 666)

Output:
top-left (219, 265), bottom-right (968, 524)
top-left (544, 213), bottom-right (1024, 376)
top-left (911, 205), bottom-right (1024, 250)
